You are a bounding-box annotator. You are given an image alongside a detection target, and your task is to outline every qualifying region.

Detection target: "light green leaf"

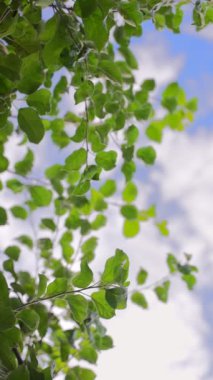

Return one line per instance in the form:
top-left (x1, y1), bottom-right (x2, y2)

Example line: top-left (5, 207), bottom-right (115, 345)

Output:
top-left (91, 290), bottom-right (115, 319)
top-left (16, 235), bottom-right (33, 249)
top-left (100, 179), bottom-right (116, 197)
top-left (67, 294), bottom-right (88, 324)
top-left (29, 186), bottom-right (52, 207)
top-left (66, 366), bottom-right (95, 380)
top-left (37, 274), bottom-right (48, 297)
top-left (65, 148), bottom-right (87, 171)
top-left (167, 254), bottom-right (178, 273)
top-left (123, 219), bottom-right (140, 238)
top-left (136, 146), bottom-right (157, 165)
top-left (122, 182), bottom-right (138, 203)
top-left (99, 60), bottom-right (122, 83)
top-left (46, 278), bottom-right (68, 297)
top-left (137, 268), bottom-right (148, 285)
top-left (156, 220), bottom-right (169, 236)
top-left (101, 249), bottom-right (129, 285)
top-left (18, 107), bottom-right (44, 144)
top-left (131, 291), bottom-right (148, 309)
top-left (6, 179), bottom-right (23, 193)
top-left (79, 341), bottom-right (98, 364)
top-left (154, 281), bottom-right (170, 303)
top-left (72, 260), bottom-right (93, 288)
top-left (95, 150), bottom-right (117, 171)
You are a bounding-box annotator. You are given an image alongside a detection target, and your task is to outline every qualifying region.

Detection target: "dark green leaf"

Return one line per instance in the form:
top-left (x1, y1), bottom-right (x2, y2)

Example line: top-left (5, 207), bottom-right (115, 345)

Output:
top-left (0, 206), bottom-right (7, 225)
top-left (26, 89), bottom-right (51, 114)
top-left (15, 149), bottom-right (34, 176)
top-left (4, 246), bottom-right (20, 261)
top-left (67, 294), bottom-right (88, 324)
top-left (18, 108), bottom-right (44, 144)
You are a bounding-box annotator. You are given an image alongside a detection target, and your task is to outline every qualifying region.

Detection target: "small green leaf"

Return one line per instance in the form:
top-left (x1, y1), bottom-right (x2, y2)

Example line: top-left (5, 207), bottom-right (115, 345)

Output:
top-left (131, 291), bottom-right (148, 309)
top-left (182, 274), bottom-right (196, 290)
top-left (105, 287), bottom-right (127, 309)
top-left (95, 150), bottom-right (117, 171)
top-left (137, 146), bottom-right (157, 165)
top-left (167, 254), bottom-right (178, 273)
top-left (154, 281), bottom-right (170, 303)
top-left (6, 179), bottom-right (23, 193)
top-left (16, 235), bottom-right (33, 249)
top-left (137, 268), bottom-right (148, 285)
top-left (26, 89), bottom-right (51, 114)
top-left (79, 341), bottom-right (98, 364)
top-left (125, 125), bottom-right (139, 146)
top-left (66, 366), bottom-right (95, 380)
top-left (15, 149), bottom-right (34, 176)
top-left (18, 53), bottom-right (44, 94)
top-left (72, 260), bottom-right (93, 288)
top-left (4, 246), bottom-right (20, 261)
top-left (18, 108), bottom-right (44, 144)
top-left (100, 180), bottom-right (116, 197)
top-left (29, 186), bottom-right (52, 207)
top-left (101, 249), bottom-right (129, 286)
top-left (0, 155), bottom-right (9, 173)
top-left (156, 220), bottom-right (169, 236)
top-left (123, 219), bottom-right (140, 238)
top-left (46, 278), bottom-right (67, 297)
top-left (92, 290), bottom-right (115, 319)
top-left (17, 309), bottom-right (40, 331)
top-left (99, 60), bottom-right (122, 83)
top-left (67, 294), bottom-right (88, 324)
top-left (0, 206), bottom-right (7, 225)
top-left (37, 274), bottom-right (48, 297)
top-left (65, 148), bottom-right (87, 171)
top-left (11, 206), bottom-right (28, 220)
top-left (121, 205), bottom-right (138, 219)
top-left (122, 182), bottom-right (138, 203)
top-left (40, 218), bottom-right (56, 232)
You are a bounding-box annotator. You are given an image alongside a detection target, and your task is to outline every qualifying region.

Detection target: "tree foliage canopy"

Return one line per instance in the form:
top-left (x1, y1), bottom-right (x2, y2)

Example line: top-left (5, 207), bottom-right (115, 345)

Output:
top-left (0, 0), bottom-right (212, 379)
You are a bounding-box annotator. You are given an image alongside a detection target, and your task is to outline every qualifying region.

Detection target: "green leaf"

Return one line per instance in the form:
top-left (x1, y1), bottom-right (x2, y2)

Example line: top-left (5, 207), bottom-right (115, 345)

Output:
top-left (84, 9), bottom-right (108, 50)
top-left (99, 60), bottom-right (122, 83)
top-left (91, 290), bottom-right (115, 319)
top-left (0, 155), bottom-right (9, 172)
top-left (66, 366), bottom-right (95, 380)
top-left (79, 341), bottom-right (98, 364)
top-left (131, 291), bottom-right (148, 309)
top-left (17, 309), bottom-right (40, 331)
top-left (122, 182), bottom-right (138, 203)
top-left (37, 274), bottom-right (48, 297)
top-left (156, 220), bottom-right (169, 236)
top-left (125, 125), bottom-right (139, 146)
top-left (74, 80), bottom-right (94, 104)
top-left (154, 281), bottom-right (170, 303)
top-left (7, 365), bottom-right (30, 380)
top-left (0, 206), bottom-right (7, 225)
top-left (40, 218), bottom-right (56, 232)
top-left (65, 148), bottom-right (87, 171)
top-left (72, 260), bottom-right (93, 288)
top-left (18, 53), bottom-right (44, 94)
top-left (11, 206), bottom-right (28, 220)
top-left (15, 149), bottom-right (34, 176)
top-left (4, 246), bottom-right (20, 261)
top-left (0, 272), bottom-right (16, 331)
top-left (18, 108), bottom-right (44, 144)
top-left (136, 146), bottom-right (157, 165)
top-left (121, 205), bottom-right (138, 219)
top-left (105, 287), bottom-right (127, 309)
top-left (29, 186), bottom-right (52, 207)
top-left (95, 150), bottom-right (117, 171)
top-left (100, 179), bottom-right (116, 197)
top-left (167, 254), bottom-right (178, 273)
top-left (6, 179), bottom-right (23, 193)
top-left (119, 46), bottom-right (138, 69)
top-left (123, 219), bottom-right (140, 238)
top-left (16, 235), bottom-right (33, 249)
top-left (146, 122), bottom-right (163, 143)
top-left (101, 249), bottom-right (129, 285)
top-left (26, 89), bottom-right (51, 114)
top-left (67, 294), bottom-right (88, 324)
top-left (182, 274), bottom-right (196, 290)
top-left (46, 278), bottom-right (68, 297)
top-left (137, 268), bottom-right (148, 285)
top-left (81, 237), bottom-right (98, 262)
